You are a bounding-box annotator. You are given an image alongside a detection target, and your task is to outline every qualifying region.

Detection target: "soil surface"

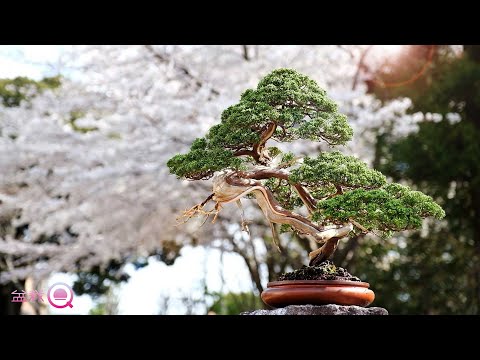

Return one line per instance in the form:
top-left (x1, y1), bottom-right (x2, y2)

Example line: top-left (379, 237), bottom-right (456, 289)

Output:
top-left (277, 260), bottom-right (361, 282)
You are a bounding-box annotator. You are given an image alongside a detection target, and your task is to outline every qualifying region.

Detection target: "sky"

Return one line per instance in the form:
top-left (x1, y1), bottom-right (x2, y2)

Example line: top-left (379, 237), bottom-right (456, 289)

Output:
top-left (0, 45), bottom-right (68, 79)
top-left (1, 45), bottom-right (253, 315)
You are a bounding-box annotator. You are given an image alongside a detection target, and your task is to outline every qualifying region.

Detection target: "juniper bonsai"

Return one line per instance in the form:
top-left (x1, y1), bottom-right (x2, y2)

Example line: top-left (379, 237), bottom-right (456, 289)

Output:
top-left (167, 69), bottom-right (445, 266)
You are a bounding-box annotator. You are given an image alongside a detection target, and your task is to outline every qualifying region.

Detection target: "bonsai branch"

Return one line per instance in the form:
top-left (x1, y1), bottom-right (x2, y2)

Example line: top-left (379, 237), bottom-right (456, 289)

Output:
top-left (200, 193), bottom-right (215, 207)
top-left (177, 193), bottom-right (223, 225)
top-left (236, 199), bottom-right (251, 234)
top-left (214, 172), bottom-right (352, 263)
top-left (233, 149), bottom-right (257, 158)
top-left (293, 184), bottom-right (317, 213)
top-left (221, 173), bottom-right (323, 233)
top-left (349, 218), bottom-right (369, 233)
top-left (177, 170), bottom-right (355, 265)
top-left (253, 122), bottom-right (276, 165)
top-left (233, 122), bottom-right (277, 165)
top-left (241, 169), bottom-right (317, 213)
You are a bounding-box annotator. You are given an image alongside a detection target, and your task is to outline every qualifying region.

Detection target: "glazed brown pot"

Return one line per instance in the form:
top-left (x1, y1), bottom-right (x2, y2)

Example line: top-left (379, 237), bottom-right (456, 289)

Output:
top-left (261, 280), bottom-right (375, 308)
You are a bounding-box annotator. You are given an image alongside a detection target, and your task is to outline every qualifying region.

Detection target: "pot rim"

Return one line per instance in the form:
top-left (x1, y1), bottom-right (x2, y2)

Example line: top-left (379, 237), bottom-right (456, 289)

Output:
top-left (267, 280), bottom-right (370, 288)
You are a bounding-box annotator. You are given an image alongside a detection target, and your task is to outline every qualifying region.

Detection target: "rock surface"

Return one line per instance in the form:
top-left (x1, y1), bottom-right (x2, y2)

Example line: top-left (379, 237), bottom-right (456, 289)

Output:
top-left (241, 304), bottom-right (388, 315)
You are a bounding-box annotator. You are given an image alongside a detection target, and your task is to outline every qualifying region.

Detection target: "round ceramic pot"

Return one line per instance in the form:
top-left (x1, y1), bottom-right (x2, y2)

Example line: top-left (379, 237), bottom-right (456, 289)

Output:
top-left (261, 280), bottom-right (375, 308)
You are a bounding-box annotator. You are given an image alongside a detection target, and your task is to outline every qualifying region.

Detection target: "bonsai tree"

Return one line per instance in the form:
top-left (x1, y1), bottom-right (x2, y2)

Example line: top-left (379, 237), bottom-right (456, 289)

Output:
top-left (167, 68), bottom-right (445, 267)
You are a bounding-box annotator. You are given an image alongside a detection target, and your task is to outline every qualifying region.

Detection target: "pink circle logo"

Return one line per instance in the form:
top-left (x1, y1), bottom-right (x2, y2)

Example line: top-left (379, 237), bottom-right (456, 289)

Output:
top-left (47, 282), bottom-right (74, 309)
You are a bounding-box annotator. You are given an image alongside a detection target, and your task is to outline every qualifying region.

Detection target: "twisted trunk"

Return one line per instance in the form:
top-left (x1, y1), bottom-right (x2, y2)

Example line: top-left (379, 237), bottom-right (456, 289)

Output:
top-left (212, 171), bottom-right (353, 264)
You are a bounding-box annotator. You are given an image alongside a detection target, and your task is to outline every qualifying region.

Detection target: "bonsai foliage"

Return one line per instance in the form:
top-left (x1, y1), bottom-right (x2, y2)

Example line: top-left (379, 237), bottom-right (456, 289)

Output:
top-left (168, 69), bottom-right (445, 265)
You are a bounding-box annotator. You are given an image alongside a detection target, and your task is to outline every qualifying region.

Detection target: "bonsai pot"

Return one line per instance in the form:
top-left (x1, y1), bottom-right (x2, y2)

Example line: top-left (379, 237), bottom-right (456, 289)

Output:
top-left (261, 280), bottom-right (375, 308)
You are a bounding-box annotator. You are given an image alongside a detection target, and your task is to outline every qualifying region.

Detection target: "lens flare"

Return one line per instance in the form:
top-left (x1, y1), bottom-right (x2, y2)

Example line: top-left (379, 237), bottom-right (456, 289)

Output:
top-left (378, 45), bottom-right (404, 56)
top-left (370, 45), bottom-right (435, 88)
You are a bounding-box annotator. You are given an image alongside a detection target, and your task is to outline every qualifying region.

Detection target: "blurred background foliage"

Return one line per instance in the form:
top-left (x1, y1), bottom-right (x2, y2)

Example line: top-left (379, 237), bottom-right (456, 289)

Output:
top-left (349, 45), bottom-right (480, 314)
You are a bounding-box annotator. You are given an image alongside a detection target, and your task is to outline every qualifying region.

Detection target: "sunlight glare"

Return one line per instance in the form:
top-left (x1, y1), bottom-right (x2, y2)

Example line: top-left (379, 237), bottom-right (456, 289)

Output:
top-left (377, 45), bottom-right (403, 56)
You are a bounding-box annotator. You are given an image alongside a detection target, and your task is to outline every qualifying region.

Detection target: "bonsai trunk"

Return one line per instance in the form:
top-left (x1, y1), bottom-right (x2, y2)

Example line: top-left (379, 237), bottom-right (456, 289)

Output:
top-left (207, 171), bottom-right (353, 265)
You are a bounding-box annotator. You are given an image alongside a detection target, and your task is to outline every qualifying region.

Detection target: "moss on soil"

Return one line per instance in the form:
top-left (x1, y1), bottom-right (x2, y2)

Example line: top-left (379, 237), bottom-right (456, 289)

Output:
top-left (277, 260), bottom-right (361, 282)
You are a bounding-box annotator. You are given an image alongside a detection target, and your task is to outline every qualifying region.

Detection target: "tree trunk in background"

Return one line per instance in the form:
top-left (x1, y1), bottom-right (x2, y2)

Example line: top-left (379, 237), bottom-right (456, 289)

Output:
top-left (464, 45), bottom-right (480, 62)
top-left (0, 281), bottom-right (24, 315)
top-left (242, 45), bottom-right (250, 61)
top-left (471, 187), bottom-right (480, 313)
top-left (465, 45), bottom-right (480, 314)
top-left (20, 277), bottom-right (48, 315)
top-left (333, 235), bottom-right (362, 268)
